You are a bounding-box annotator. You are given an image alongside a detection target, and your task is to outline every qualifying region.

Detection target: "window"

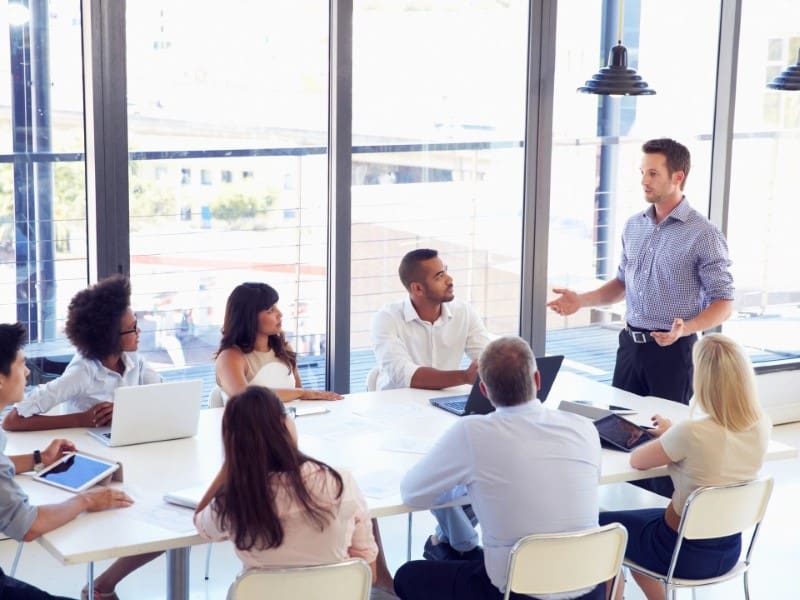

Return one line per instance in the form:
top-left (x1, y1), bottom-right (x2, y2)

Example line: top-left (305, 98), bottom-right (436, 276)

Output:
top-left (349, 0), bottom-right (529, 387)
top-left (126, 0), bottom-right (330, 391)
top-left (724, 0), bottom-right (800, 363)
top-left (0, 0), bottom-right (88, 353)
top-left (546, 0), bottom-right (722, 381)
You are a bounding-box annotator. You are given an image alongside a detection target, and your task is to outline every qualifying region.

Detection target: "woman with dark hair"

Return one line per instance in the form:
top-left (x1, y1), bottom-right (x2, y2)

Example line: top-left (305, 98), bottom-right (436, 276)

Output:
top-left (2, 275), bottom-right (162, 432)
top-left (194, 387), bottom-right (377, 574)
top-left (215, 282), bottom-right (341, 401)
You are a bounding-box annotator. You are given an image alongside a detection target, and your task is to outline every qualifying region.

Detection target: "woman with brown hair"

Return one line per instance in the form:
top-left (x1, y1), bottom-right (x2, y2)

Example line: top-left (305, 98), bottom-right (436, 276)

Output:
top-left (194, 387), bottom-right (377, 572)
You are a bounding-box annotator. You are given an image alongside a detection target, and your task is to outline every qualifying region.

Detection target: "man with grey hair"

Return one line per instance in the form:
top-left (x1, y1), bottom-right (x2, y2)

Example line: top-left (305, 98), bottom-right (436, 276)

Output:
top-left (395, 336), bottom-right (602, 600)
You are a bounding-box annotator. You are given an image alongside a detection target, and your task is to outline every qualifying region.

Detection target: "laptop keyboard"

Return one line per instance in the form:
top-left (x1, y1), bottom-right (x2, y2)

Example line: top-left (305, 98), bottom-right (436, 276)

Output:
top-left (440, 399), bottom-right (467, 412)
top-left (102, 432), bottom-right (112, 439)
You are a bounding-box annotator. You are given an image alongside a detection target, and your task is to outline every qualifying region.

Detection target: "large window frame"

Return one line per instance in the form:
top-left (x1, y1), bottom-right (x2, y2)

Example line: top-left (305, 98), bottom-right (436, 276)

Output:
top-left (11, 0), bottom-right (794, 394)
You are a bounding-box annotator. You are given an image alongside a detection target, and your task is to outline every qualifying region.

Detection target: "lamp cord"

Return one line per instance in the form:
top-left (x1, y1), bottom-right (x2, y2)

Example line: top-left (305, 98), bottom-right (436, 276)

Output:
top-left (617, 0), bottom-right (625, 45)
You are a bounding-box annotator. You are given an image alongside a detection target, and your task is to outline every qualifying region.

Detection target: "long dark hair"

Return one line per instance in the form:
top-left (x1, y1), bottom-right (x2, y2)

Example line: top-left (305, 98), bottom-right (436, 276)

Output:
top-left (215, 282), bottom-right (296, 370)
top-left (214, 387), bottom-right (344, 551)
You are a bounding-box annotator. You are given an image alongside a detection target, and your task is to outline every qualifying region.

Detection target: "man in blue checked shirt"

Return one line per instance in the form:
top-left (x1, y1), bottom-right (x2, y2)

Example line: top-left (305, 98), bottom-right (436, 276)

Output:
top-left (547, 138), bottom-right (734, 407)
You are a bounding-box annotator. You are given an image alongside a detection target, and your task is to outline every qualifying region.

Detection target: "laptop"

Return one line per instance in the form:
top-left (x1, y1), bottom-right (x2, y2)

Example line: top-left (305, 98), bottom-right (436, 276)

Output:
top-left (88, 379), bottom-right (203, 447)
top-left (429, 355), bottom-right (565, 416)
top-left (593, 413), bottom-right (655, 452)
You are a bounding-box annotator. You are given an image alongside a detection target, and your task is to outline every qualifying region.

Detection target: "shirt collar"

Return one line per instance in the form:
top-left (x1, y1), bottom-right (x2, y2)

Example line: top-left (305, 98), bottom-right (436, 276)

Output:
top-left (493, 399), bottom-right (544, 415)
top-left (402, 296), bottom-right (453, 324)
top-left (642, 196), bottom-right (691, 224)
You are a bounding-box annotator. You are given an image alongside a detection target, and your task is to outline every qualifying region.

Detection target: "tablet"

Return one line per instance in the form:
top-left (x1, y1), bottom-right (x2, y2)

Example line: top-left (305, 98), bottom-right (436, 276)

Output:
top-left (33, 452), bottom-right (119, 493)
top-left (594, 413), bottom-right (656, 452)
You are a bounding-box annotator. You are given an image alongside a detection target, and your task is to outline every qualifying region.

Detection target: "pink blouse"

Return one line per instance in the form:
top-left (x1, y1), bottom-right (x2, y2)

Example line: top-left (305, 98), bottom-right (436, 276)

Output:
top-left (194, 463), bottom-right (377, 568)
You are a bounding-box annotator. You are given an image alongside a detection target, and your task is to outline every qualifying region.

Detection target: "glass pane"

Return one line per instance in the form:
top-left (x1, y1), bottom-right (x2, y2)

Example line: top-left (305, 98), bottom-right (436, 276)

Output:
top-left (725, 0), bottom-right (800, 363)
top-left (546, 0), bottom-right (722, 382)
top-left (350, 0), bottom-right (529, 389)
top-left (126, 0), bottom-right (329, 398)
top-left (0, 0), bottom-right (88, 369)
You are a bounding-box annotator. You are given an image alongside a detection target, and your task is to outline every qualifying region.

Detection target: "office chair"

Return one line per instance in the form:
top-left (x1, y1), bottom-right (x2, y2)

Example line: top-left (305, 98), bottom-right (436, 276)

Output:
top-left (366, 367), bottom-right (379, 392)
top-left (624, 477), bottom-right (774, 600)
top-left (504, 523), bottom-right (627, 600)
top-left (227, 558), bottom-right (372, 600)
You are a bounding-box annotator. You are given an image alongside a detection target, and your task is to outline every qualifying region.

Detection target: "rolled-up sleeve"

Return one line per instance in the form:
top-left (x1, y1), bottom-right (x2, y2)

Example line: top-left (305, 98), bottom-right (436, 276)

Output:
top-left (695, 228), bottom-right (734, 303)
top-left (371, 309), bottom-right (419, 390)
top-left (15, 361), bottom-right (90, 417)
top-left (0, 455), bottom-right (38, 541)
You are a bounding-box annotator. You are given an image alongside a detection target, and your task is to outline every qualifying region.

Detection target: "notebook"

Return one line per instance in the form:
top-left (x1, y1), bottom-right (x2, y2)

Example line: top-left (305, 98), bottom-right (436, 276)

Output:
top-left (593, 413), bottom-right (655, 452)
top-left (87, 379), bottom-right (203, 447)
top-left (163, 484), bottom-right (208, 510)
top-left (429, 355), bottom-right (565, 416)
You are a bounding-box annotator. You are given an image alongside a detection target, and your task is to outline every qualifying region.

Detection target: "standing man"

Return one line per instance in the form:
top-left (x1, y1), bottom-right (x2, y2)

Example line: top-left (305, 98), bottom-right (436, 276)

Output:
top-left (372, 248), bottom-right (492, 561)
top-left (394, 336), bottom-right (602, 600)
top-left (548, 138), bottom-right (734, 405)
top-left (0, 322), bottom-right (133, 599)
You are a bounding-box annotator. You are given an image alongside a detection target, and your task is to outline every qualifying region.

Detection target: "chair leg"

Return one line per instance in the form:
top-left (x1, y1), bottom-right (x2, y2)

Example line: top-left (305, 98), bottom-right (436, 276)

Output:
top-left (406, 513), bottom-right (413, 562)
top-left (744, 570), bottom-right (750, 600)
top-left (10, 541), bottom-right (23, 576)
top-left (204, 542), bottom-right (212, 580)
top-left (87, 562), bottom-right (95, 600)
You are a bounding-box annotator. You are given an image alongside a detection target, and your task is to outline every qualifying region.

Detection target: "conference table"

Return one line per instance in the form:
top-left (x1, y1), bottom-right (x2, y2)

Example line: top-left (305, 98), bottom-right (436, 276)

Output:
top-left (6, 372), bottom-right (798, 599)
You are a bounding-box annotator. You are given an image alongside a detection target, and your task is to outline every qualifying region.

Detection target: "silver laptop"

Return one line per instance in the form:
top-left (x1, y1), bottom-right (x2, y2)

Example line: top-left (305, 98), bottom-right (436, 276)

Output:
top-left (88, 379), bottom-right (203, 447)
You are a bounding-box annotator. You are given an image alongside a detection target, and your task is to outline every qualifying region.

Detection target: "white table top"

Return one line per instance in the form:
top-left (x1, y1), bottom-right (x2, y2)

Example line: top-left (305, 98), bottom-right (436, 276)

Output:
top-left (5, 371), bottom-right (797, 566)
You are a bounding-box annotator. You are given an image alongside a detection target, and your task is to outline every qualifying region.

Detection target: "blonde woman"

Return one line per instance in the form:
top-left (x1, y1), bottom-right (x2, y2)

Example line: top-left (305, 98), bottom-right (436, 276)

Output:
top-left (599, 334), bottom-right (771, 600)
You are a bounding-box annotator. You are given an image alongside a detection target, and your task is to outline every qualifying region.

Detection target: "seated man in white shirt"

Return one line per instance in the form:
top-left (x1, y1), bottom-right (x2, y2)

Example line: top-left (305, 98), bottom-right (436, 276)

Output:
top-left (372, 248), bottom-right (492, 561)
top-left (394, 336), bottom-right (603, 600)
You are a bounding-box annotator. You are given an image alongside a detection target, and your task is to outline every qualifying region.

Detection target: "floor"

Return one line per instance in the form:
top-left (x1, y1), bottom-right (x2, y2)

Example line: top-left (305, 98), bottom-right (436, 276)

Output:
top-left (2, 421), bottom-right (799, 600)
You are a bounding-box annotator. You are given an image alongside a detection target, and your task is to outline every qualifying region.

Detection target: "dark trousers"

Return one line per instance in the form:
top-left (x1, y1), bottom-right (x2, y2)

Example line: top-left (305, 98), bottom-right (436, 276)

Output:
top-left (0, 568), bottom-right (75, 600)
top-left (394, 559), bottom-right (605, 600)
top-left (612, 329), bottom-right (697, 406)
top-left (613, 328), bottom-right (696, 499)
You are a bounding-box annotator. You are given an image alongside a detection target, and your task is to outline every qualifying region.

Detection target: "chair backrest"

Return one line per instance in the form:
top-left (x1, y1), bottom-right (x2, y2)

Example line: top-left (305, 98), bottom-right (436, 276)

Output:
top-left (366, 367), bottom-right (379, 392)
top-left (679, 477), bottom-right (774, 540)
top-left (505, 523), bottom-right (627, 598)
top-left (227, 559), bottom-right (372, 600)
top-left (207, 385), bottom-right (225, 408)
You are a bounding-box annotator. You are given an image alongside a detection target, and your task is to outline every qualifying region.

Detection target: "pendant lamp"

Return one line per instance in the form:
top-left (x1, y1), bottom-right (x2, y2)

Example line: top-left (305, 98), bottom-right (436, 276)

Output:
top-left (768, 48), bottom-right (800, 91)
top-left (578, 0), bottom-right (655, 96)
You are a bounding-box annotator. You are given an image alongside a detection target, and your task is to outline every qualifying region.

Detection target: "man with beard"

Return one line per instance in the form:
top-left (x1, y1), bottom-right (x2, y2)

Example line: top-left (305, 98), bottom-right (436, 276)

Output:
top-left (547, 138), bottom-right (734, 407)
top-left (372, 248), bottom-right (492, 563)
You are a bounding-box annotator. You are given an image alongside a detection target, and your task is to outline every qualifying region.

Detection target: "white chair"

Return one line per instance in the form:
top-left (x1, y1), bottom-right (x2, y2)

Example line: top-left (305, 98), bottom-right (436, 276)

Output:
top-left (365, 367), bottom-right (379, 392)
top-left (227, 558), bottom-right (372, 600)
top-left (207, 385), bottom-right (225, 408)
top-left (503, 523), bottom-right (627, 600)
top-left (624, 477), bottom-right (774, 600)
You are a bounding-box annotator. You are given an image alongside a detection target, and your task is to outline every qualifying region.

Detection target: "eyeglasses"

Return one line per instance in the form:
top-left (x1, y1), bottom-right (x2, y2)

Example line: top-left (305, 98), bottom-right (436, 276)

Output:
top-left (120, 320), bottom-right (139, 336)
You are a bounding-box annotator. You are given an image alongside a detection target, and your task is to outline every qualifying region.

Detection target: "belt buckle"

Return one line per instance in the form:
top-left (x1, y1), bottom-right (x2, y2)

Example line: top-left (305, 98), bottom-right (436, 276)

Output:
top-left (631, 330), bottom-right (648, 344)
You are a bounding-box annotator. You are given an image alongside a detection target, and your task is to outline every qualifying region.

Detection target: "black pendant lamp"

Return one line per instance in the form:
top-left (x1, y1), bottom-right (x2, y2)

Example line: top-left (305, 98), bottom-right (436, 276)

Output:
top-left (768, 48), bottom-right (800, 91)
top-left (578, 0), bottom-right (655, 96)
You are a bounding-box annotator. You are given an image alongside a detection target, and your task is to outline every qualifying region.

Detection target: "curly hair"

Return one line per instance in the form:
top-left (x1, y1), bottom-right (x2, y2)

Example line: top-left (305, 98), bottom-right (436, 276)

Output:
top-left (64, 275), bottom-right (131, 360)
top-left (216, 282), bottom-right (297, 370)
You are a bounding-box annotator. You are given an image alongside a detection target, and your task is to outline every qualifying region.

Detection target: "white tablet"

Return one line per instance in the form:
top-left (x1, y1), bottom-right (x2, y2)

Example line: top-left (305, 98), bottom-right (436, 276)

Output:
top-left (33, 452), bottom-right (119, 493)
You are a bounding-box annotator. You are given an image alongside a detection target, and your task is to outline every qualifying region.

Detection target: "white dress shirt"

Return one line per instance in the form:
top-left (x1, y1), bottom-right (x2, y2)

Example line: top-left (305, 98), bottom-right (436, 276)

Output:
top-left (371, 297), bottom-right (492, 390)
top-left (15, 352), bottom-right (163, 417)
top-left (400, 400), bottom-right (601, 597)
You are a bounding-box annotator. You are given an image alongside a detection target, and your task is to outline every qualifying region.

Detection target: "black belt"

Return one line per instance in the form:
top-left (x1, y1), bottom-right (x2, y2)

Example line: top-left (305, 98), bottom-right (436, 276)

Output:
top-left (625, 324), bottom-right (667, 344)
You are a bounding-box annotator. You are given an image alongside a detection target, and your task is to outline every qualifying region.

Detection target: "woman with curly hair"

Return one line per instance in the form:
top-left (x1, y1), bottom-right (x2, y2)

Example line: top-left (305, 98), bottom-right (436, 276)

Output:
top-left (215, 282), bottom-right (341, 402)
top-left (195, 387), bottom-right (377, 574)
top-left (2, 274), bottom-right (162, 432)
